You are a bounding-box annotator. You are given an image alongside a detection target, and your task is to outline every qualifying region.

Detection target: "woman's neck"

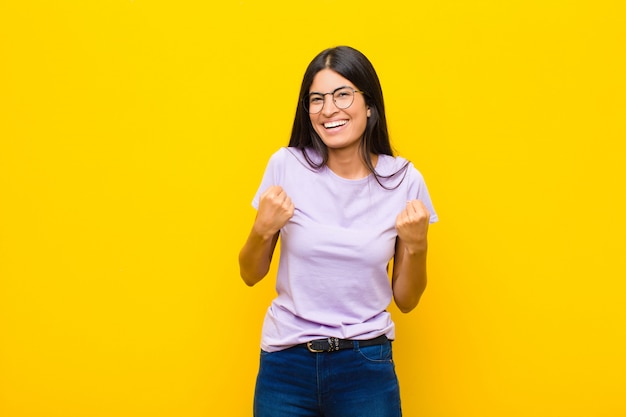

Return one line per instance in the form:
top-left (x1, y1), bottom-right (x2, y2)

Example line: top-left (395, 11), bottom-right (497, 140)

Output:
top-left (327, 148), bottom-right (378, 179)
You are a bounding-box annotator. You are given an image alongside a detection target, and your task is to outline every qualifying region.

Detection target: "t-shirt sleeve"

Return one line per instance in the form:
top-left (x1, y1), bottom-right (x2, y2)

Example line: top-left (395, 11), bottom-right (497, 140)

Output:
top-left (252, 148), bottom-right (285, 210)
top-left (408, 164), bottom-right (439, 224)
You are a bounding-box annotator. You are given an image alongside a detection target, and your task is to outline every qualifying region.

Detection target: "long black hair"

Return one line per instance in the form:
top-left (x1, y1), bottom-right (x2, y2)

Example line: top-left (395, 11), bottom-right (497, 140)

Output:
top-left (288, 46), bottom-right (408, 187)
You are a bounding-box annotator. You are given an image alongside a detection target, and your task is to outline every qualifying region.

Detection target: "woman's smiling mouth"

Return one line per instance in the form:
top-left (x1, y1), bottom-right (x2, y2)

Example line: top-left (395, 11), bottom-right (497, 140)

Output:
top-left (324, 120), bottom-right (348, 129)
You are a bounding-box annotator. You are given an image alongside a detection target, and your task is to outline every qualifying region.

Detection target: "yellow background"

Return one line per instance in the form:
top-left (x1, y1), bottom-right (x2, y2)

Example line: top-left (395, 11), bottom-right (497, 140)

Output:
top-left (1, 1), bottom-right (625, 416)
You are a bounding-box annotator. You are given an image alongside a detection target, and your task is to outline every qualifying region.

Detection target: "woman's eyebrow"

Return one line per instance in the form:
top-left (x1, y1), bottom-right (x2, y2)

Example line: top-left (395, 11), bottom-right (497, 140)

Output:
top-left (309, 85), bottom-right (351, 95)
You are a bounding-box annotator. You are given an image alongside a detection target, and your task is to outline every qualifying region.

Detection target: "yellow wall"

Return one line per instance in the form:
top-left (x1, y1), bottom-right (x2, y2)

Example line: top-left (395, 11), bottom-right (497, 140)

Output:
top-left (1, 1), bottom-right (625, 416)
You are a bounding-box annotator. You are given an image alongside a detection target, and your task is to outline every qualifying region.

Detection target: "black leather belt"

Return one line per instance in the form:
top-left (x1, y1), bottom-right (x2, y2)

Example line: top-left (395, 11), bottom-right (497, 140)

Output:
top-left (304, 335), bottom-right (389, 353)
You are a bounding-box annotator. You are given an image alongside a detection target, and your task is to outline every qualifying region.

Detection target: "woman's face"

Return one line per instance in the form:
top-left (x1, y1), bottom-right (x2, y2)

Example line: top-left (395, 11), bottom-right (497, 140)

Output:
top-left (308, 69), bottom-right (370, 152)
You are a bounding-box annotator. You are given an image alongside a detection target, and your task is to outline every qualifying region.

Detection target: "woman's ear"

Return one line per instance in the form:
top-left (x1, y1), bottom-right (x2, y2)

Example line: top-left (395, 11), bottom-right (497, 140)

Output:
top-left (367, 107), bottom-right (371, 117)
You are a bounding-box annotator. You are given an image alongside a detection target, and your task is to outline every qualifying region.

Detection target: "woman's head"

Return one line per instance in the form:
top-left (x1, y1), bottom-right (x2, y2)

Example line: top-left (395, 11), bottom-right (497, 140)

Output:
top-left (288, 46), bottom-right (393, 169)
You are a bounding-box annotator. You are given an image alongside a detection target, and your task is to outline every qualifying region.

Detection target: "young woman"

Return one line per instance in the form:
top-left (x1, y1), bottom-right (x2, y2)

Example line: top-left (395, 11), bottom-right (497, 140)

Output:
top-left (239, 46), bottom-right (438, 417)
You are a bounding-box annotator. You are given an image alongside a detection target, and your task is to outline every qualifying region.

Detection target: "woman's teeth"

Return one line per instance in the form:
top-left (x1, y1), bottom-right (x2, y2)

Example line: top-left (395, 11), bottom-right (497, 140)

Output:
top-left (324, 120), bottom-right (348, 129)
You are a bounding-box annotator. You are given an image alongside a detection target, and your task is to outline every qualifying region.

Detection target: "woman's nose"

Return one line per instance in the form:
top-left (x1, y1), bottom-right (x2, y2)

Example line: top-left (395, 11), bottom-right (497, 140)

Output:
top-left (321, 95), bottom-right (338, 116)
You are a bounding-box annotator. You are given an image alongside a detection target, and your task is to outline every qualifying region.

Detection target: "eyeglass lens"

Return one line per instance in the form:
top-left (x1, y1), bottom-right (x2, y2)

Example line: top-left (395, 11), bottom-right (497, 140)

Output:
top-left (305, 88), bottom-right (356, 114)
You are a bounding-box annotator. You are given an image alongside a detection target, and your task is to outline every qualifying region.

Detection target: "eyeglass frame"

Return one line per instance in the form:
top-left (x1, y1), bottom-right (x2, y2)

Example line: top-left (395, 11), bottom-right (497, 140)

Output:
top-left (302, 86), bottom-right (367, 114)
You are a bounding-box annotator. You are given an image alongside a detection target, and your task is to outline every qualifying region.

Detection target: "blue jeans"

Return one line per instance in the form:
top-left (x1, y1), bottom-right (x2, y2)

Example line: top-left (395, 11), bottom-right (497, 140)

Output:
top-left (254, 340), bottom-right (402, 417)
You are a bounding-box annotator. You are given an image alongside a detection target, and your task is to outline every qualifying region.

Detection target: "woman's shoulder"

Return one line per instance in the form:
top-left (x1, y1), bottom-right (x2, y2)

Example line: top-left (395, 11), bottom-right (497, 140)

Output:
top-left (376, 154), bottom-right (413, 176)
top-left (267, 147), bottom-right (322, 171)
top-left (375, 154), bottom-right (428, 191)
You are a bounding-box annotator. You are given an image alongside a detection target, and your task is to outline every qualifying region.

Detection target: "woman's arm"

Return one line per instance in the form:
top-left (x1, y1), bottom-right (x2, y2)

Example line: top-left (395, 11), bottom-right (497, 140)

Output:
top-left (391, 200), bottom-right (430, 313)
top-left (238, 185), bottom-right (294, 286)
top-left (239, 228), bottom-right (280, 286)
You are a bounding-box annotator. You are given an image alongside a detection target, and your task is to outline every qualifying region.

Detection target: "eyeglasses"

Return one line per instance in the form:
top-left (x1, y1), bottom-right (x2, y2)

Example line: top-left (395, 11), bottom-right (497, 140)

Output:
top-left (303, 86), bottom-right (366, 114)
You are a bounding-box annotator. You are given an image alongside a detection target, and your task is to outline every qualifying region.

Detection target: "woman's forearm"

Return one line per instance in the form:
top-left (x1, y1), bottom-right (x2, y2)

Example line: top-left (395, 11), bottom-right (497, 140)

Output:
top-left (392, 240), bottom-right (428, 313)
top-left (238, 229), bottom-right (279, 286)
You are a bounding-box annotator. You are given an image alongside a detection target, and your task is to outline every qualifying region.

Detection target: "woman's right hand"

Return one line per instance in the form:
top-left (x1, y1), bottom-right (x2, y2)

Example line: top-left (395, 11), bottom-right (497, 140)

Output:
top-left (253, 186), bottom-right (295, 239)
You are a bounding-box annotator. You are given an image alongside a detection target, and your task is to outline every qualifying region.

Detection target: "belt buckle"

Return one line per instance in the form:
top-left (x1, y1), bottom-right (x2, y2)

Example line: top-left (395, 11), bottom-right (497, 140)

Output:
top-left (306, 337), bottom-right (340, 353)
top-left (306, 341), bottom-right (325, 353)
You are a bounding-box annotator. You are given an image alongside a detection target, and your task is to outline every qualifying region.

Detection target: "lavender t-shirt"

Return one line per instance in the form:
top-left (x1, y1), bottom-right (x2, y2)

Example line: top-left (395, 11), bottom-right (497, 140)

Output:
top-left (253, 147), bottom-right (438, 352)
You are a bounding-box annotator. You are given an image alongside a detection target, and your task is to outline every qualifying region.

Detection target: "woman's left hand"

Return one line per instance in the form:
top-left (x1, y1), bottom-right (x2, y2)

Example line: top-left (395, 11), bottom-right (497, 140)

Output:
top-left (395, 200), bottom-right (430, 255)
